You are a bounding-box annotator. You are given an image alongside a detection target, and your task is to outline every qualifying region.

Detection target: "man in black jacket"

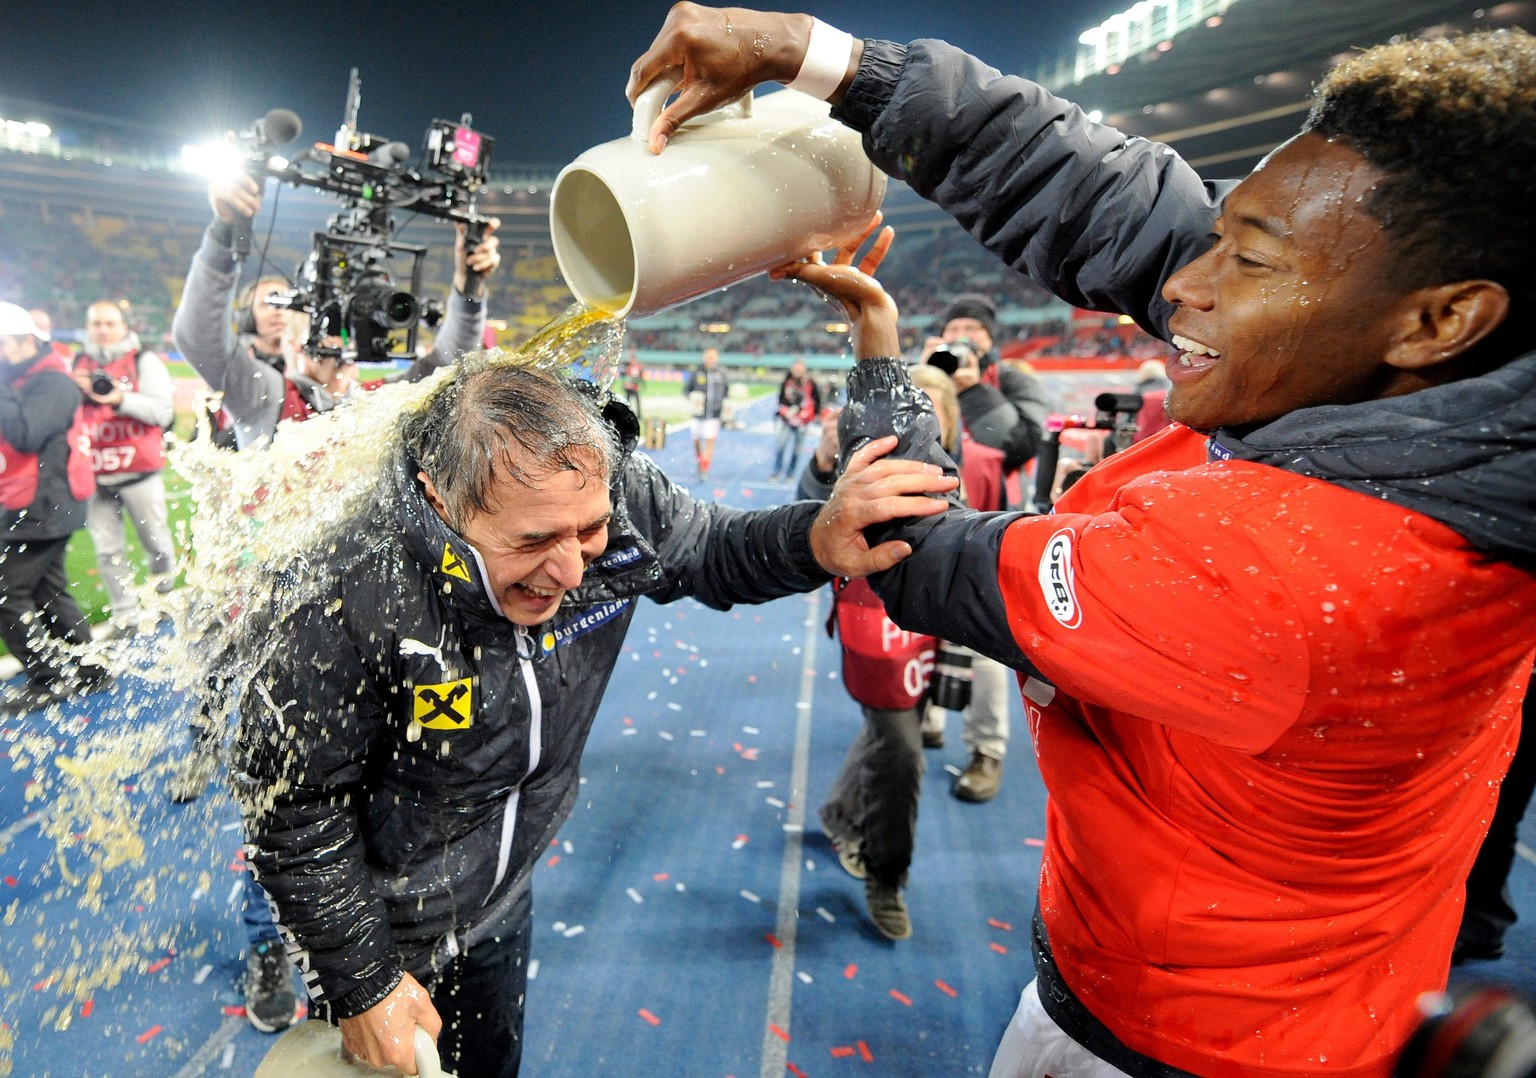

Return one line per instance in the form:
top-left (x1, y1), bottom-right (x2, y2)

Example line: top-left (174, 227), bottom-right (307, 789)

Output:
top-left (629, 9), bottom-right (1536, 1077)
top-left (0, 302), bottom-right (111, 713)
top-left (922, 292), bottom-right (1045, 479)
top-left (231, 355), bottom-right (940, 1076)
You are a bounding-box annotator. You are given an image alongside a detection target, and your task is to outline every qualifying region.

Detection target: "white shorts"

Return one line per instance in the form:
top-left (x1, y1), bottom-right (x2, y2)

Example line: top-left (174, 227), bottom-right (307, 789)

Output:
top-left (692, 417), bottom-right (722, 441)
top-left (988, 980), bottom-right (1136, 1078)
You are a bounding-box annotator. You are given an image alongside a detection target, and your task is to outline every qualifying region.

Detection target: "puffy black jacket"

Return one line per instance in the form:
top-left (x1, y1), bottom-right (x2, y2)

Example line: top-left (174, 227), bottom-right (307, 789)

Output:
top-left (234, 442), bottom-right (827, 1018)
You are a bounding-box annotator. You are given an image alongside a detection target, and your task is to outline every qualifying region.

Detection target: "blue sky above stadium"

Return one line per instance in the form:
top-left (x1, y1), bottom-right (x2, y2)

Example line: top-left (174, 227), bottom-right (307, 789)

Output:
top-left (1, 0), bottom-right (1124, 167)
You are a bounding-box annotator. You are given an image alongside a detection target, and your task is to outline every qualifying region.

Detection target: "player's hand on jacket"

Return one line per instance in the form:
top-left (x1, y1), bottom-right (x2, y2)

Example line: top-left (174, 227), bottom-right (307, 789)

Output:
top-left (811, 435), bottom-right (955, 578)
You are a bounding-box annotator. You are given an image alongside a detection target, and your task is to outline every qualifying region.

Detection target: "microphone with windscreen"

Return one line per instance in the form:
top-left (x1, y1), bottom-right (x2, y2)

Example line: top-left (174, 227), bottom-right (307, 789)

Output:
top-left (232, 109), bottom-right (303, 258)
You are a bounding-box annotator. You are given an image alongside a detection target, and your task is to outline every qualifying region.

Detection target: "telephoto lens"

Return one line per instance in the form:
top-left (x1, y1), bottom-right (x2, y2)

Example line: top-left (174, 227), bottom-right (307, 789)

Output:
top-left (930, 641), bottom-right (974, 711)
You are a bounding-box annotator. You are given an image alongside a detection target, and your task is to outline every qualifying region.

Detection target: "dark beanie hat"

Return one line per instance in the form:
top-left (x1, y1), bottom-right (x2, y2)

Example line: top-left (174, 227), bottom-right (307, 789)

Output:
top-left (939, 293), bottom-right (998, 342)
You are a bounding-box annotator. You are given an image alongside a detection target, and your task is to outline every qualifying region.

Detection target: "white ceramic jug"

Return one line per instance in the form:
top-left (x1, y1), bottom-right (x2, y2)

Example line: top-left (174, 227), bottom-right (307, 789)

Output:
top-left (254, 1020), bottom-right (454, 1078)
top-left (550, 80), bottom-right (886, 318)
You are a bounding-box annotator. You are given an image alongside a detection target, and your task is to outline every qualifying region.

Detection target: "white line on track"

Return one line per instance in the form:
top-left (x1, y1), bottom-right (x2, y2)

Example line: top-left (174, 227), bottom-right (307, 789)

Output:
top-left (758, 590), bottom-right (823, 1078)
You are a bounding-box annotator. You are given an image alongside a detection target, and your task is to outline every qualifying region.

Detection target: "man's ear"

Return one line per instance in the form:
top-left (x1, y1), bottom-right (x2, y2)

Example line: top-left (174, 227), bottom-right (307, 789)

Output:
top-left (1387, 280), bottom-right (1510, 373)
top-left (418, 471), bottom-right (450, 523)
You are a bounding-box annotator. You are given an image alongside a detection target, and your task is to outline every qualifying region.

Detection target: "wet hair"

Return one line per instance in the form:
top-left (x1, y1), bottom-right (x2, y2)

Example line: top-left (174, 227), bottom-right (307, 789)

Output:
top-left (907, 363), bottom-right (961, 454)
top-left (400, 354), bottom-right (619, 531)
top-left (1303, 29), bottom-right (1536, 350)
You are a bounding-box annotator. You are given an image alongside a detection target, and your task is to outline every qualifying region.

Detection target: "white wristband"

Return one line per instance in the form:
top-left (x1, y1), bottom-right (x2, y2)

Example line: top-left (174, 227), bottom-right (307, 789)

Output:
top-left (786, 18), bottom-right (855, 100)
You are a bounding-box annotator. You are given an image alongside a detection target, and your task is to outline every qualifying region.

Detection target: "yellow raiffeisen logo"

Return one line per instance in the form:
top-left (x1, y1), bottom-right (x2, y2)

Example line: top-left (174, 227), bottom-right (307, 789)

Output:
top-left (440, 543), bottom-right (472, 582)
top-left (414, 678), bottom-right (473, 730)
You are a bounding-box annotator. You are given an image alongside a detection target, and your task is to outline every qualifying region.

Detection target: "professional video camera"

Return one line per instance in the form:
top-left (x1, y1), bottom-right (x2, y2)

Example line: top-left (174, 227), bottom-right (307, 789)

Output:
top-left (1026, 392), bottom-right (1144, 515)
top-left (226, 68), bottom-right (496, 364)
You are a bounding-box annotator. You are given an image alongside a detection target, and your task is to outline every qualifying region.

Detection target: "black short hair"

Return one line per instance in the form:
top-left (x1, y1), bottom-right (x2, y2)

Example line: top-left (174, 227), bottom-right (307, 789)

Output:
top-left (1303, 29), bottom-right (1536, 353)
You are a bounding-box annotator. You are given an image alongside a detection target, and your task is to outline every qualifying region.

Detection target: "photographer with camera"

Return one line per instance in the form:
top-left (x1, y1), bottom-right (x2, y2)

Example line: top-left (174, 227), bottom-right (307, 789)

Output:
top-left (921, 293), bottom-right (1047, 482)
top-left (70, 300), bottom-right (177, 637)
top-left (172, 172), bottom-right (500, 449)
top-left (0, 303), bottom-right (111, 714)
top-left (917, 297), bottom-right (1026, 802)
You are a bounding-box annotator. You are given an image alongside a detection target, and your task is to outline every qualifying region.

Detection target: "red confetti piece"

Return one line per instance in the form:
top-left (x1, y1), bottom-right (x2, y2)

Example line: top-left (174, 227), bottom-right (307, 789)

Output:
top-left (935, 980), bottom-right (958, 998)
top-left (145, 957), bottom-right (171, 974)
top-left (623, 717), bottom-right (634, 726)
top-left (748, 674), bottom-right (758, 682)
top-left (3, 876), bottom-right (16, 887)
top-left (830, 1046), bottom-right (856, 1058)
top-left (987, 918), bottom-right (1013, 932)
top-left (223, 1005), bottom-right (246, 1017)
top-left (638, 1008), bottom-right (661, 1026)
top-left (989, 942), bottom-right (1008, 955)
top-left (769, 1023), bottom-right (790, 1042)
top-left (1025, 837), bottom-right (1045, 847)
top-left (857, 1041), bottom-right (874, 1063)
top-left (843, 964), bottom-right (858, 979)
top-left (733, 742), bottom-right (744, 752)
top-left (136, 1025), bottom-right (163, 1044)
top-left (716, 766), bottom-right (726, 775)
top-left (787, 1064), bottom-right (807, 1078)
top-left (889, 989), bottom-right (912, 1006)
top-left (547, 855), bottom-right (561, 867)
top-left (653, 873), bottom-right (670, 881)
top-left (31, 978), bottom-right (53, 992)
top-left (766, 934), bottom-right (782, 949)
top-left (80, 1000), bottom-right (93, 1018)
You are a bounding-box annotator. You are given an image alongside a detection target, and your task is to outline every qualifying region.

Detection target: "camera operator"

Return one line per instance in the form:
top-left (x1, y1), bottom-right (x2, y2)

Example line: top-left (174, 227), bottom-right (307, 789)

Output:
top-left (70, 300), bottom-right (177, 637)
top-left (921, 293), bottom-right (1047, 488)
top-left (172, 173), bottom-right (500, 449)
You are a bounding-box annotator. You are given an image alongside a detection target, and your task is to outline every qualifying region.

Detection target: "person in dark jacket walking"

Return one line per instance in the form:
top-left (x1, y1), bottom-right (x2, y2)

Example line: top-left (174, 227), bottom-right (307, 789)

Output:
top-left (230, 354), bottom-right (938, 1076)
top-left (633, 11), bottom-right (1536, 1078)
top-left (0, 303), bottom-right (110, 714)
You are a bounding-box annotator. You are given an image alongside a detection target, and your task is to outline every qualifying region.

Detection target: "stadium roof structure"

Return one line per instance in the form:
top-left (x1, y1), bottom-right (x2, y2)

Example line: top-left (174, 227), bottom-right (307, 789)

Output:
top-left (883, 0), bottom-right (1535, 234)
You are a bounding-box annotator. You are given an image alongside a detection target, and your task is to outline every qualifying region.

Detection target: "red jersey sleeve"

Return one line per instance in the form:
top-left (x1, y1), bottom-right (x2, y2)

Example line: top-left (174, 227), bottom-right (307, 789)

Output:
top-left (996, 439), bottom-right (1313, 753)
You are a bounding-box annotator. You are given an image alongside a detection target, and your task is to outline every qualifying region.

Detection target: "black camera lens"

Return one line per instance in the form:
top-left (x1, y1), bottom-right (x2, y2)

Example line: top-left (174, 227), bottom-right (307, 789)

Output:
top-left (927, 339), bottom-right (975, 376)
top-left (927, 348), bottom-right (961, 375)
top-left (90, 373), bottom-right (115, 396)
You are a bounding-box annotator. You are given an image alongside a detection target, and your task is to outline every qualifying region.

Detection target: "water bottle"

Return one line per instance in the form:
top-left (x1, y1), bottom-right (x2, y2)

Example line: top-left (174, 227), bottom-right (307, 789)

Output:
top-left (930, 641), bottom-right (974, 711)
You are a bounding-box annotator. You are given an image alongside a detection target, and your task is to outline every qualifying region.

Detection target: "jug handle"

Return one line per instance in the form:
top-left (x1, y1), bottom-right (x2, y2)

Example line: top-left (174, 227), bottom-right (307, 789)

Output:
top-left (413, 1026), bottom-right (446, 1078)
top-left (630, 78), bottom-right (754, 143)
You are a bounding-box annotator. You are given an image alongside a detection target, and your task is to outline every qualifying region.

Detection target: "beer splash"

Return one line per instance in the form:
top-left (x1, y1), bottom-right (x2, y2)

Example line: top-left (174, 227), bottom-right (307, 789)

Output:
top-left (0, 304), bottom-right (622, 1065)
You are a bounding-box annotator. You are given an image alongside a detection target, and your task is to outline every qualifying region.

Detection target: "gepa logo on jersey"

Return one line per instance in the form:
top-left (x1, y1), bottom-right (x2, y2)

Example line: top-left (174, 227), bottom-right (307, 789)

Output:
top-left (1038, 529), bottom-right (1083, 629)
top-left (414, 677), bottom-right (473, 730)
top-left (440, 543), bottom-right (473, 583)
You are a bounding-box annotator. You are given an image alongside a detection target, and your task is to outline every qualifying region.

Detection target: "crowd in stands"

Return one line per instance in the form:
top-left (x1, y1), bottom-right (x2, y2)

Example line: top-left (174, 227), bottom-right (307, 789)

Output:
top-left (0, 195), bottom-right (1170, 364)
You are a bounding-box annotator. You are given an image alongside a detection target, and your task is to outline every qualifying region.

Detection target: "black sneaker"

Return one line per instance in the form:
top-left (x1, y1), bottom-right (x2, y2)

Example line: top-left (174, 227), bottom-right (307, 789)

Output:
top-left (245, 940), bottom-right (300, 1033)
top-left (1451, 935), bottom-right (1506, 965)
top-left (168, 740), bottom-right (221, 804)
top-left (921, 727), bottom-right (945, 749)
top-left (0, 680), bottom-right (62, 716)
top-left (865, 880), bottom-right (911, 941)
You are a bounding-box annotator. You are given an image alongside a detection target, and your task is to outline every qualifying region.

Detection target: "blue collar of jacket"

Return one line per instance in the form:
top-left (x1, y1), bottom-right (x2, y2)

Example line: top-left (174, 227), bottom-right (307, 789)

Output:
top-left (1209, 349), bottom-right (1536, 571)
top-left (389, 446), bottom-right (668, 627)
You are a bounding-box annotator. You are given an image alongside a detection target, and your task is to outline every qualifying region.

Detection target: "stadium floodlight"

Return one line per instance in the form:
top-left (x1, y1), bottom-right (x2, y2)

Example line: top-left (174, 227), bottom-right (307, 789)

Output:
top-left (180, 139), bottom-right (247, 181)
